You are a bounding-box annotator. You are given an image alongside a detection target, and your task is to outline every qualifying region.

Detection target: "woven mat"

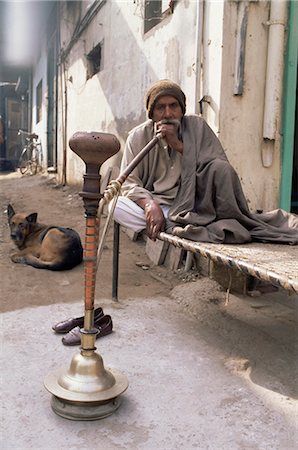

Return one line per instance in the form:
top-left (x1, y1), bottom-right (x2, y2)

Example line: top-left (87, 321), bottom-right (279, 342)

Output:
top-left (158, 233), bottom-right (298, 294)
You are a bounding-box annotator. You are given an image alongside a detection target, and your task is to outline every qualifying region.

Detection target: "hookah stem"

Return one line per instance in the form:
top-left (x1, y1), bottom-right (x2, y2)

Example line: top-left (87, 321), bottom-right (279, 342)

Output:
top-left (84, 213), bottom-right (98, 329)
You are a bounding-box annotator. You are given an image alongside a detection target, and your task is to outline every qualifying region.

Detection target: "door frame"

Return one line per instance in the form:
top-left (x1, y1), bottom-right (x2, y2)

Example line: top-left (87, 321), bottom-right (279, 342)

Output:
top-left (280, 1), bottom-right (298, 211)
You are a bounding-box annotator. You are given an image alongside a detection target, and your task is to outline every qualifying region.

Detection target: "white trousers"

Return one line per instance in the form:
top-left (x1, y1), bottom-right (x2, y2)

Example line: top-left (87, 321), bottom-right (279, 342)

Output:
top-left (111, 196), bottom-right (170, 232)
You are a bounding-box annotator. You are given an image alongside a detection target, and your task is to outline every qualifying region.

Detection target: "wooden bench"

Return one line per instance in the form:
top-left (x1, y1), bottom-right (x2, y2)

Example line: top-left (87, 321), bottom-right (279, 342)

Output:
top-left (102, 168), bottom-right (297, 300)
top-left (111, 222), bottom-right (298, 301)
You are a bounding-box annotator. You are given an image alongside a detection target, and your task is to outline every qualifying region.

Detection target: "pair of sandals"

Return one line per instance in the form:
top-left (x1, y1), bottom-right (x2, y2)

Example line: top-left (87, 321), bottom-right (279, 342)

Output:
top-left (52, 307), bottom-right (113, 346)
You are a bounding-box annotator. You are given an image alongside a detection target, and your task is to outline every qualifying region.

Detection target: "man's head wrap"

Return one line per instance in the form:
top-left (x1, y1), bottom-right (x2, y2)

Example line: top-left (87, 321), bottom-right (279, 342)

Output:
top-left (145, 79), bottom-right (186, 119)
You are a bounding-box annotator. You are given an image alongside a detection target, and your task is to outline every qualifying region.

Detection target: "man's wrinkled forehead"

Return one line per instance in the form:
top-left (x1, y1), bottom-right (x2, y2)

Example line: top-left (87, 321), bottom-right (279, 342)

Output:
top-left (154, 95), bottom-right (180, 108)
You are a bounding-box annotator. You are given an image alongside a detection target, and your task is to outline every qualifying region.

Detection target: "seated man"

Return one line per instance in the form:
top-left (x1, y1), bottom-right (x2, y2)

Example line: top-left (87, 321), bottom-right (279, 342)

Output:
top-left (113, 79), bottom-right (298, 245)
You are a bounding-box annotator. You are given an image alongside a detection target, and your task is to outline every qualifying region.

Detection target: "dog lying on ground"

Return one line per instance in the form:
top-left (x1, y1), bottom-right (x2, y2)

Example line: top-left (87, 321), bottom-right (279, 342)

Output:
top-left (7, 204), bottom-right (83, 270)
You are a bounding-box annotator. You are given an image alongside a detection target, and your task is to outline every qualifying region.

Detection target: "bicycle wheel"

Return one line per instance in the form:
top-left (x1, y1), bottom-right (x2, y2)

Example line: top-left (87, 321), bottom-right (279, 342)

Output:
top-left (18, 149), bottom-right (30, 174)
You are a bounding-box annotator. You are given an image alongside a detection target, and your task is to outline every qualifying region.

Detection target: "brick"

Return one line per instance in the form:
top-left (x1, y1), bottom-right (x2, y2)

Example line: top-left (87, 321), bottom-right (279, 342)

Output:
top-left (146, 239), bottom-right (169, 265)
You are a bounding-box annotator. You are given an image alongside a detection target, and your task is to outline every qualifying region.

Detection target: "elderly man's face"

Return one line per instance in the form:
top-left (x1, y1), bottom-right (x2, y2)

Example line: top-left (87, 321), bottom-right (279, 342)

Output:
top-left (152, 95), bottom-right (183, 122)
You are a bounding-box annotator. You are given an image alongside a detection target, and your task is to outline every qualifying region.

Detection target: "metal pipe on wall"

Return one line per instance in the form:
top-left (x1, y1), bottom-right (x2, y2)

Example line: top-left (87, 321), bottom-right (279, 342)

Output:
top-left (194, 0), bottom-right (203, 115)
top-left (62, 59), bottom-right (68, 186)
top-left (59, 58), bottom-right (66, 185)
top-left (233, 1), bottom-right (249, 95)
top-left (262, 0), bottom-right (288, 142)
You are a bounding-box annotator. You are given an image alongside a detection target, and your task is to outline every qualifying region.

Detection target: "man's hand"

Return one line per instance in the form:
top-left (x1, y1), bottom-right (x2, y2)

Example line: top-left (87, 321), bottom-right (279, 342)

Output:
top-left (137, 198), bottom-right (165, 240)
top-left (144, 200), bottom-right (166, 240)
top-left (156, 119), bottom-right (183, 154)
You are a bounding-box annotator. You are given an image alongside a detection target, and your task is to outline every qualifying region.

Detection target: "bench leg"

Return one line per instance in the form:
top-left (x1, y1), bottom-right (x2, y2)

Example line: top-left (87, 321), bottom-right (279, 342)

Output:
top-left (184, 251), bottom-right (193, 271)
top-left (112, 221), bottom-right (120, 302)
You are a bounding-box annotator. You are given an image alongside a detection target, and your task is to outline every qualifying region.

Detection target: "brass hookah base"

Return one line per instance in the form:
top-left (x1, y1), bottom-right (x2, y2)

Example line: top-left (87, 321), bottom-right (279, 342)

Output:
top-left (44, 318), bottom-right (128, 421)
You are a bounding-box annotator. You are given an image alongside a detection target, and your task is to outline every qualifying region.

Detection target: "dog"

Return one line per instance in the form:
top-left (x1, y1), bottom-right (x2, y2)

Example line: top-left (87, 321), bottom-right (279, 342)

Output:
top-left (7, 204), bottom-right (83, 270)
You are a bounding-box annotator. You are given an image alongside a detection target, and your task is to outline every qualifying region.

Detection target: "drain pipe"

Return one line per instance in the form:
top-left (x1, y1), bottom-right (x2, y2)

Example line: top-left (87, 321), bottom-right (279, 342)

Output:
top-left (194, 0), bottom-right (203, 115)
top-left (262, 0), bottom-right (288, 166)
top-left (62, 59), bottom-right (68, 186)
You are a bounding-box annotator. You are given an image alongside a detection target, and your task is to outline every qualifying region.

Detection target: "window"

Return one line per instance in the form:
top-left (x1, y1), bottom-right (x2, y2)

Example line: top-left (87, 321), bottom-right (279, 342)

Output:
top-left (36, 80), bottom-right (42, 123)
top-left (86, 42), bottom-right (103, 79)
top-left (144, 0), bottom-right (175, 33)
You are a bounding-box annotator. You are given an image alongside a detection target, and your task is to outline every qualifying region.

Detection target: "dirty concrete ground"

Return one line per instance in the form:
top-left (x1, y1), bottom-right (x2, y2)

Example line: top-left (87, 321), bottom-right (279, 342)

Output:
top-left (0, 172), bottom-right (297, 450)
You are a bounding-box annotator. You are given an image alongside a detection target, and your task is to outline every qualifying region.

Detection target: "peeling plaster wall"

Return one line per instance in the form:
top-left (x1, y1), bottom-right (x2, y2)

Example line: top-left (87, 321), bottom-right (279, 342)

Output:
top-left (57, 0), bottom-right (199, 185)
top-left (219, 1), bottom-right (280, 211)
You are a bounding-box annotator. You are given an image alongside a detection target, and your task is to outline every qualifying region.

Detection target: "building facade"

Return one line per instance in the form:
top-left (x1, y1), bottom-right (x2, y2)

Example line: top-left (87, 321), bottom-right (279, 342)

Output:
top-left (2, 0), bottom-right (297, 213)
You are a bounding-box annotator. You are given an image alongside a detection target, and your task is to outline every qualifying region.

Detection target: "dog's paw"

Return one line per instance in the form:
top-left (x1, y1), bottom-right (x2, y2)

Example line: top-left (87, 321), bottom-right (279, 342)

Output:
top-left (11, 254), bottom-right (26, 264)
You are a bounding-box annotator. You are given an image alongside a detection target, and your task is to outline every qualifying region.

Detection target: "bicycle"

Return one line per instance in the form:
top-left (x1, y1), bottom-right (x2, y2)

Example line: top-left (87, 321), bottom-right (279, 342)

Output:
top-left (17, 129), bottom-right (43, 175)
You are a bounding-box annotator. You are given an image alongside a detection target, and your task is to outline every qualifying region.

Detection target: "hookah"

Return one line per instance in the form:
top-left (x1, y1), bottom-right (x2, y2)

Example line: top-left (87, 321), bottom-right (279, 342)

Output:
top-left (44, 127), bottom-right (163, 420)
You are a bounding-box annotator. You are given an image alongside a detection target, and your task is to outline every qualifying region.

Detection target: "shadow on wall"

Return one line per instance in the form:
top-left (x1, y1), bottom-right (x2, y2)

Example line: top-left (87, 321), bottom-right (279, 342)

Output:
top-left (63, 1), bottom-right (178, 143)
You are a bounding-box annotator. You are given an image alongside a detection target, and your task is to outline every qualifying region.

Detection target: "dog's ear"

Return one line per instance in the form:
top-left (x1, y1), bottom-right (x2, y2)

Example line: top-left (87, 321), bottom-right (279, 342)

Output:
top-left (7, 204), bottom-right (15, 221)
top-left (26, 213), bottom-right (38, 223)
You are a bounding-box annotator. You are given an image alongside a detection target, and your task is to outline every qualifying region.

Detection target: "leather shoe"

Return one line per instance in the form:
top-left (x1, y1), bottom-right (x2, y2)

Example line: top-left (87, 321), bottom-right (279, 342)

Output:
top-left (62, 315), bottom-right (113, 346)
top-left (52, 307), bottom-right (104, 334)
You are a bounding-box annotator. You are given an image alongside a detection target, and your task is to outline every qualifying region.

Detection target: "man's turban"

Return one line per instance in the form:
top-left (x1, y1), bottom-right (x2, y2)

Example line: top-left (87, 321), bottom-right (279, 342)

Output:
top-left (145, 79), bottom-right (186, 119)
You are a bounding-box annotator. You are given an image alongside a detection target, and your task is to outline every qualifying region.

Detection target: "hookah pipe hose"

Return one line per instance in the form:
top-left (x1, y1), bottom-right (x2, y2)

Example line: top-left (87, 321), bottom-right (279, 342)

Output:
top-left (96, 130), bottom-right (163, 269)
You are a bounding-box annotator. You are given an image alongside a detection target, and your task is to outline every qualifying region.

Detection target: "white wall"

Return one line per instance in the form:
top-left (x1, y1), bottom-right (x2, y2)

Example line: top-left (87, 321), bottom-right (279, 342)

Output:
top-left (31, 45), bottom-right (48, 167)
top-left (57, 0), bottom-right (200, 185)
top-left (201, 0), bottom-right (224, 134)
